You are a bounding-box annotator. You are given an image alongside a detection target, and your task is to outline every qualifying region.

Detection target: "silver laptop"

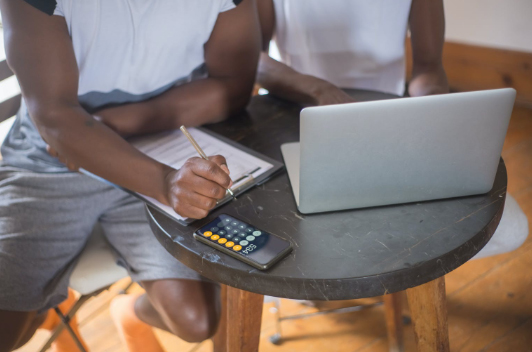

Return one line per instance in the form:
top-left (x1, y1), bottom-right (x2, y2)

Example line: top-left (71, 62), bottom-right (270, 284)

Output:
top-left (281, 88), bottom-right (516, 214)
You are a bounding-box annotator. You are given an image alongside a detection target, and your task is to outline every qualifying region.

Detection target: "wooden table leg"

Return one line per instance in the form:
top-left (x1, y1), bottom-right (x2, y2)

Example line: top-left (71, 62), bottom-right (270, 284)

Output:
top-left (406, 277), bottom-right (450, 352)
top-left (384, 292), bottom-right (404, 352)
top-left (212, 284), bottom-right (228, 352)
top-left (225, 286), bottom-right (264, 352)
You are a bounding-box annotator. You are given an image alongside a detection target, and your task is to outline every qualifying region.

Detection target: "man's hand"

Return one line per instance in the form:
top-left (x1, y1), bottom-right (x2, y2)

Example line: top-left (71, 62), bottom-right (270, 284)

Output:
top-left (164, 155), bottom-right (233, 219)
top-left (46, 145), bottom-right (80, 171)
top-left (307, 77), bottom-right (356, 106)
top-left (408, 66), bottom-right (449, 97)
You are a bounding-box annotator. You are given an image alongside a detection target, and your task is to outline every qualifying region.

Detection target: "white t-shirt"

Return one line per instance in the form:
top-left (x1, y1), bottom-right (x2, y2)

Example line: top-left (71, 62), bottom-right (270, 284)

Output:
top-left (2, 0), bottom-right (240, 172)
top-left (273, 0), bottom-right (412, 96)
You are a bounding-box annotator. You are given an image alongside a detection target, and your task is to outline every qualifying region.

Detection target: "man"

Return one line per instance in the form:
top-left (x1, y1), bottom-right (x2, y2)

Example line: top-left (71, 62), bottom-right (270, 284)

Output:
top-left (257, 0), bottom-right (449, 103)
top-left (256, 0), bottom-right (527, 270)
top-left (0, 0), bottom-right (260, 351)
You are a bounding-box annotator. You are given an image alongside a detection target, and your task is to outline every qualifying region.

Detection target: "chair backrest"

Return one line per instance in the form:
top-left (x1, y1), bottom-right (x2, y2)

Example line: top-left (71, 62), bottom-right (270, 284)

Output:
top-left (0, 59), bottom-right (21, 122)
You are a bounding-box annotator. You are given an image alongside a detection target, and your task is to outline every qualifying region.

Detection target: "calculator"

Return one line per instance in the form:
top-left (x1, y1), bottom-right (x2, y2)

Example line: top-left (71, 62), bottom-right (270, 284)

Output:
top-left (193, 214), bottom-right (293, 270)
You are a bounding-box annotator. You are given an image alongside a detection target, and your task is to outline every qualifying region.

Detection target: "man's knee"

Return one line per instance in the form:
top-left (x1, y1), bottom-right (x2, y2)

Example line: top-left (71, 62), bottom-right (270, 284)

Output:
top-left (0, 310), bottom-right (44, 352)
top-left (165, 302), bottom-right (219, 343)
top-left (144, 279), bottom-right (221, 343)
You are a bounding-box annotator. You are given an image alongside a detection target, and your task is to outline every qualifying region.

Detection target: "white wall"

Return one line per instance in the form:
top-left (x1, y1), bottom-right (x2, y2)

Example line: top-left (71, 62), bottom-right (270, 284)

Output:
top-left (444, 0), bottom-right (532, 53)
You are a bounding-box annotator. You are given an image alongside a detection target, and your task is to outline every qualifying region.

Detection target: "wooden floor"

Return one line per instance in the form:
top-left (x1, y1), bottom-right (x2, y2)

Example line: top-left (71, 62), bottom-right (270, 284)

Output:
top-left (15, 105), bottom-right (532, 352)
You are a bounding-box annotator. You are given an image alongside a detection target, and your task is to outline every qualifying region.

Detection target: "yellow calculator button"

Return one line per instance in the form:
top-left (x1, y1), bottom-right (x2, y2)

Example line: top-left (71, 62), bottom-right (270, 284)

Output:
top-left (225, 241), bottom-right (235, 248)
top-left (233, 245), bottom-right (242, 251)
top-left (203, 231), bottom-right (212, 237)
top-left (211, 234), bottom-right (220, 240)
top-left (218, 238), bottom-right (227, 244)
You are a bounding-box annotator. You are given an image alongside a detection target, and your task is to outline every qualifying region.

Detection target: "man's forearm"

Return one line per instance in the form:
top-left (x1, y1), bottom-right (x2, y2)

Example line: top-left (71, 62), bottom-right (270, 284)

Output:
top-left (97, 76), bottom-right (253, 137)
top-left (257, 52), bottom-right (326, 105)
top-left (36, 105), bottom-right (173, 203)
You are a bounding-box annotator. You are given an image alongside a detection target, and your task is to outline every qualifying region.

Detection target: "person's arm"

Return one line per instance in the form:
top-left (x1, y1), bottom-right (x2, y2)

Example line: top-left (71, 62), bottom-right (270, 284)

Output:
top-left (408, 0), bottom-right (449, 97)
top-left (94, 0), bottom-right (261, 137)
top-left (0, 0), bottom-right (238, 219)
top-left (256, 0), bottom-right (353, 106)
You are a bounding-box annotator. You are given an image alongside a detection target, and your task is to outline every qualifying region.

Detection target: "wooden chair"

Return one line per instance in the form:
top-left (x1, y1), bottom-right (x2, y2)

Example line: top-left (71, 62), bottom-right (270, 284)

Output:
top-left (0, 58), bottom-right (130, 352)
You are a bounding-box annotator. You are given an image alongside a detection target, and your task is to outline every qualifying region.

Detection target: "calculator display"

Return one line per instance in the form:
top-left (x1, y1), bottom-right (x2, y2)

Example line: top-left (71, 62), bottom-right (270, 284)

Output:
top-left (194, 214), bottom-right (292, 268)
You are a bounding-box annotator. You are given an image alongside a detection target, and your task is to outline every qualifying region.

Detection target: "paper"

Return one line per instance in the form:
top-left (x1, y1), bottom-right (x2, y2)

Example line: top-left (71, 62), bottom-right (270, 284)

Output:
top-left (129, 128), bottom-right (274, 222)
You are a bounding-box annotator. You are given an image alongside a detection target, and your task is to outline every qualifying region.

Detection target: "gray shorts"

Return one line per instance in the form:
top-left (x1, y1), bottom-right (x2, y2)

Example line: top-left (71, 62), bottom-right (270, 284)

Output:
top-left (0, 165), bottom-right (203, 312)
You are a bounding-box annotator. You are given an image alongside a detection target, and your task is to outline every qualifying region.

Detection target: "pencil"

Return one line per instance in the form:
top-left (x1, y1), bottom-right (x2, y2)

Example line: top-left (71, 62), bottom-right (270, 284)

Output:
top-left (180, 126), bottom-right (236, 200)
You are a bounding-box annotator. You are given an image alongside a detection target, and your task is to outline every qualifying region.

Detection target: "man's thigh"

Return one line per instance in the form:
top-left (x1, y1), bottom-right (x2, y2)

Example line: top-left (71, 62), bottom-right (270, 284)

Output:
top-left (99, 193), bottom-right (206, 283)
top-left (0, 166), bottom-right (106, 312)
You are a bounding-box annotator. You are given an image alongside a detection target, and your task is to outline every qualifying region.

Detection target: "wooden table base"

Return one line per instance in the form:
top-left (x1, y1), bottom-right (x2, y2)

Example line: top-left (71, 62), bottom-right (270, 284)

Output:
top-left (215, 278), bottom-right (449, 352)
top-left (406, 277), bottom-right (450, 352)
top-left (384, 292), bottom-right (405, 352)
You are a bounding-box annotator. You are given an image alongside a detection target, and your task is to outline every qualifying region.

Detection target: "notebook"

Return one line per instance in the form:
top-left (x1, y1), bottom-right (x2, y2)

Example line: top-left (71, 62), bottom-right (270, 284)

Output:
top-left (81, 128), bottom-right (284, 225)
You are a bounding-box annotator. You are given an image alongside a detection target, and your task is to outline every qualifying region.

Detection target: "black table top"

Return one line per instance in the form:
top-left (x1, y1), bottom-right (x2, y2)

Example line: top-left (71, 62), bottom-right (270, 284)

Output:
top-left (148, 90), bottom-right (507, 300)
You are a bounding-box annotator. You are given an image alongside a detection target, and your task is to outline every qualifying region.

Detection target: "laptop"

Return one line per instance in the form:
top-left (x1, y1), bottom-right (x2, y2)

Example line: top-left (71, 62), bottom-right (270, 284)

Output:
top-left (281, 88), bottom-right (516, 214)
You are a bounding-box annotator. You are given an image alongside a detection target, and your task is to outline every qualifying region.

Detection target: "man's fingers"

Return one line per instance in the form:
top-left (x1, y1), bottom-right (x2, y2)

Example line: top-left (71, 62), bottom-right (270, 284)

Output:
top-left (184, 173), bottom-right (228, 200)
top-left (187, 157), bottom-right (232, 189)
top-left (46, 145), bottom-right (58, 157)
top-left (175, 188), bottom-right (218, 211)
top-left (209, 155), bottom-right (231, 174)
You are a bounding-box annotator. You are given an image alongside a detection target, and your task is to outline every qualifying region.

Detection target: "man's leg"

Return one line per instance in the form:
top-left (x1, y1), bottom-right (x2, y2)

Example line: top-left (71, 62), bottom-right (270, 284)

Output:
top-left (0, 167), bottom-right (115, 351)
top-left (102, 192), bottom-right (221, 350)
top-left (0, 310), bottom-right (45, 352)
top-left (111, 279), bottom-right (220, 351)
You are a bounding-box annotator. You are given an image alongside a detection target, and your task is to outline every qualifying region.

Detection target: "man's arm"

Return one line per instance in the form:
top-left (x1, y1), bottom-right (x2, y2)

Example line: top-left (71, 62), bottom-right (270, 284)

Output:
top-left (256, 0), bottom-right (353, 106)
top-left (408, 0), bottom-right (449, 97)
top-left (0, 0), bottom-right (233, 219)
top-left (96, 0), bottom-right (261, 137)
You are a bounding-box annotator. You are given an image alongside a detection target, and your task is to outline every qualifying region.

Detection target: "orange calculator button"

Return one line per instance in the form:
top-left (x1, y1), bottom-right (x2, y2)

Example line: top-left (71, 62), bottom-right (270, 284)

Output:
top-left (218, 238), bottom-right (227, 244)
top-left (203, 231), bottom-right (212, 237)
top-left (233, 245), bottom-right (242, 251)
top-left (225, 241), bottom-right (235, 248)
top-left (211, 234), bottom-right (220, 240)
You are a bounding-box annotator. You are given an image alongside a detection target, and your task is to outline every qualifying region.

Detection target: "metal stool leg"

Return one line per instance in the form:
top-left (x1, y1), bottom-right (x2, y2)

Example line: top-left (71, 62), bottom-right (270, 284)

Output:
top-left (54, 307), bottom-right (88, 352)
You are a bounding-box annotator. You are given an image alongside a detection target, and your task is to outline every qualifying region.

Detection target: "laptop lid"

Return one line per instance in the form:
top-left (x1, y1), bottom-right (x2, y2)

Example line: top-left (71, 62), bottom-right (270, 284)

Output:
top-left (294, 88), bottom-right (515, 214)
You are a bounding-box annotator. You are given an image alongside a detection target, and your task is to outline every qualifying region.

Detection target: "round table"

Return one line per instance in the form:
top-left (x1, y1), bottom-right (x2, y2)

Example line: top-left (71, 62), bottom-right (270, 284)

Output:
top-left (147, 90), bottom-right (507, 352)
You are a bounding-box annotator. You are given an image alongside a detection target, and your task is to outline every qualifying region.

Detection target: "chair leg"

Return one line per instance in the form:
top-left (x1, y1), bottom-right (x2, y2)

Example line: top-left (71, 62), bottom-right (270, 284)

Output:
top-left (54, 307), bottom-right (88, 352)
top-left (406, 277), bottom-right (450, 352)
top-left (39, 295), bottom-right (91, 352)
top-left (226, 286), bottom-right (263, 352)
top-left (384, 292), bottom-right (404, 352)
top-left (212, 284), bottom-right (228, 352)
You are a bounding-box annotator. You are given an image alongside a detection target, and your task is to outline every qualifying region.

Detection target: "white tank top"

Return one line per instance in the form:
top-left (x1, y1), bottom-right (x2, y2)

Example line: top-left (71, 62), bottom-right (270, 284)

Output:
top-left (2, 0), bottom-right (239, 172)
top-left (272, 0), bottom-right (412, 96)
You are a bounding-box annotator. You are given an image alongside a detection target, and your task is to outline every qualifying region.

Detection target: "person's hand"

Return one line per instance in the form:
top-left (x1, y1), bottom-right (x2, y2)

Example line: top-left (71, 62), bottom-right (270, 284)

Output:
top-left (46, 145), bottom-right (80, 171)
top-left (164, 155), bottom-right (233, 219)
top-left (308, 78), bottom-right (356, 106)
top-left (408, 67), bottom-right (449, 97)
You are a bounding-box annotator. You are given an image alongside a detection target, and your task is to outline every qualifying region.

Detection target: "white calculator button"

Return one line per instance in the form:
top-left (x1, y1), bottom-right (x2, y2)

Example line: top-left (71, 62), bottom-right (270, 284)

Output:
top-left (246, 235), bottom-right (255, 241)
top-left (252, 231), bottom-right (262, 236)
top-left (239, 240), bottom-right (249, 246)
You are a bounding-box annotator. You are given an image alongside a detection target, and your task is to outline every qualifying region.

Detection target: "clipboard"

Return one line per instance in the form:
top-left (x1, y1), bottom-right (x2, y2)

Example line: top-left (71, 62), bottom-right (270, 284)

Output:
top-left (80, 127), bottom-right (284, 226)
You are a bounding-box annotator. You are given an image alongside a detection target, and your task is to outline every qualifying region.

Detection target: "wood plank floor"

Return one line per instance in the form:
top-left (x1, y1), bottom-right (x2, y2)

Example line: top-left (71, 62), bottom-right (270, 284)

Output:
top-left (15, 105), bottom-right (532, 352)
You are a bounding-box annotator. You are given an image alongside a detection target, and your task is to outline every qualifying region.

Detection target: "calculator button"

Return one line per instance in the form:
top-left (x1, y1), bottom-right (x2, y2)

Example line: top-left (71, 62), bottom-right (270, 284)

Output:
top-left (224, 226), bottom-right (233, 231)
top-left (238, 224), bottom-right (246, 230)
top-left (223, 219), bottom-right (231, 223)
top-left (225, 241), bottom-right (235, 248)
top-left (231, 229), bottom-right (240, 234)
top-left (233, 245), bottom-right (242, 251)
top-left (211, 234), bottom-right (220, 240)
top-left (225, 233), bottom-right (233, 239)
top-left (253, 231), bottom-right (262, 236)
top-left (238, 233), bottom-right (247, 238)
top-left (231, 221), bottom-right (239, 227)
top-left (217, 222), bottom-right (224, 228)
top-left (203, 231), bottom-right (212, 237)
top-left (218, 238), bottom-right (227, 244)
top-left (246, 235), bottom-right (255, 241)
top-left (218, 230), bottom-right (227, 236)
top-left (211, 227), bottom-right (219, 232)
top-left (239, 240), bottom-right (249, 246)
top-left (245, 228), bottom-right (253, 233)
